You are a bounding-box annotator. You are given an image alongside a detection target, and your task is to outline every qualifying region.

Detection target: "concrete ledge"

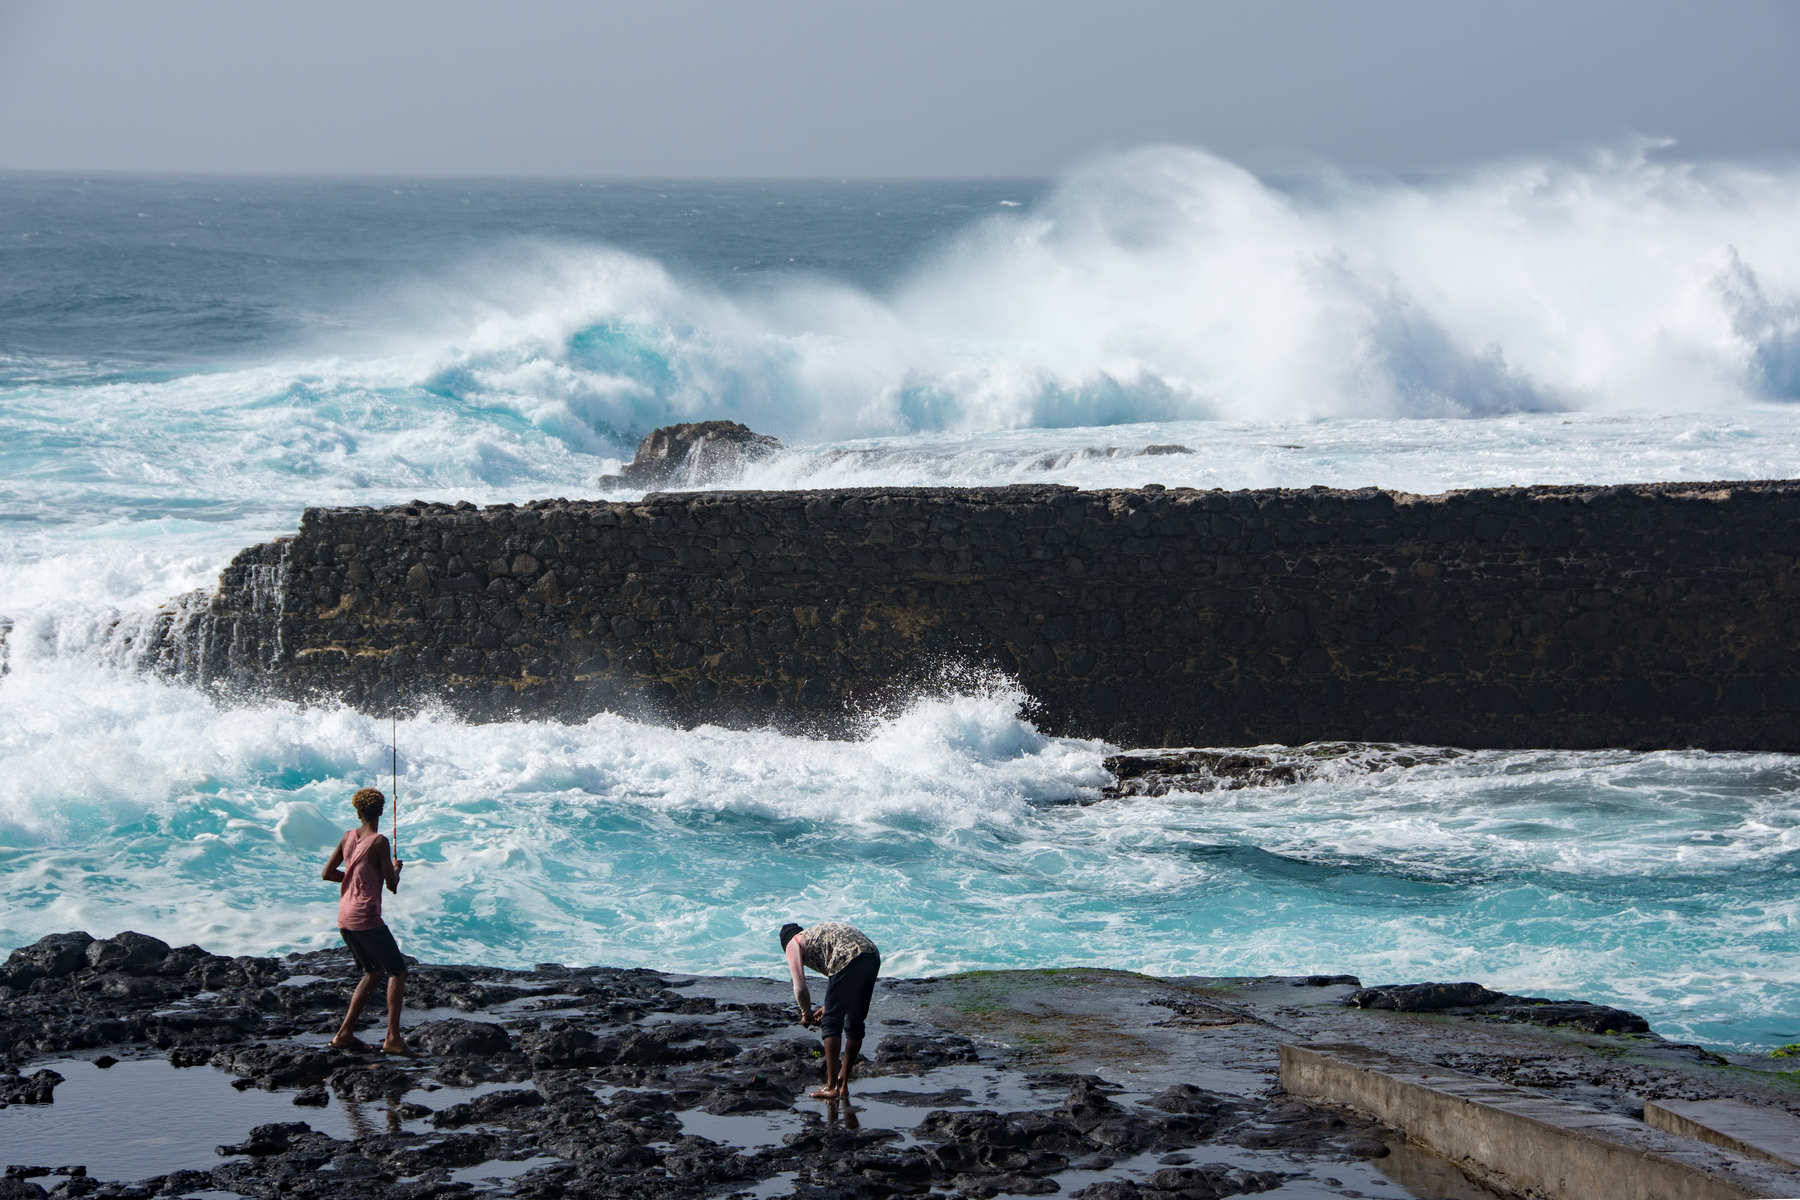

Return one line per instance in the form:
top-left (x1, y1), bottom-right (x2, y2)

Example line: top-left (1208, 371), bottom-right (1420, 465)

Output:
top-left (1280, 1042), bottom-right (1800, 1200)
top-left (1647, 1099), bottom-right (1800, 1170)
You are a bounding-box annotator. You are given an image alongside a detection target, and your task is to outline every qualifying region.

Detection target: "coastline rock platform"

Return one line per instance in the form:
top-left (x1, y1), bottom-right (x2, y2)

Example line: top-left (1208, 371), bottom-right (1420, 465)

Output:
top-left (5, 931), bottom-right (1798, 1199)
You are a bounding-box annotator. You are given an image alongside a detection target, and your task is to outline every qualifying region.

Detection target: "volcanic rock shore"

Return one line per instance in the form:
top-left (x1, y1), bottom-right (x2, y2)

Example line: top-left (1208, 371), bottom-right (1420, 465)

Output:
top-left (4, 932), bottom-right (1796, 1200)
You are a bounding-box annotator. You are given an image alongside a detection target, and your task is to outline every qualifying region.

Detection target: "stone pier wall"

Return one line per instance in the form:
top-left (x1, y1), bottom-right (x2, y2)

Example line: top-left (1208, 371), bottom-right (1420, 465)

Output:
top-left (146, 481), bottom-right (1800, 750)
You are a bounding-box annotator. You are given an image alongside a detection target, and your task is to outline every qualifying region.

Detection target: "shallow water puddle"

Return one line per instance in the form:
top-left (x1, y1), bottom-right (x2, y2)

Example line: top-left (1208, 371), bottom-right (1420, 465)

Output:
top-left (0, 1053), bottom-right (519, 1183)
top-left (676, 1107), bottom-right (803, 1147)
top-left (985, 1141), bottom-right (1508, 1200)
top-left (447, 1153), bottom-right (563, 1186)
top-left (674, 1062), bottom-right (1067, 1154)
top-left (0, 1056), bottom-right (364, 1180)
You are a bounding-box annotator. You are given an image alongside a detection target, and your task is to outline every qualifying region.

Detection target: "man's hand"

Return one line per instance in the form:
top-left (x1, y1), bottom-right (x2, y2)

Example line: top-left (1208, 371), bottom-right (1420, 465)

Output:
top-left (809, 1006), bottom-right (824, 1026)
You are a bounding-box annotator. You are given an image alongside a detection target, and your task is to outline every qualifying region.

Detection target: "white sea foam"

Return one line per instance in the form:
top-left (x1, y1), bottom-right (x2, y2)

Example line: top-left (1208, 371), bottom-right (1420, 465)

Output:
top-left (381, 142), bottom-right (1800, 441)
top-left (5, 145), bottom-right (1800, 1050)
top-left (1, 641), bottom-right (1794, 1046)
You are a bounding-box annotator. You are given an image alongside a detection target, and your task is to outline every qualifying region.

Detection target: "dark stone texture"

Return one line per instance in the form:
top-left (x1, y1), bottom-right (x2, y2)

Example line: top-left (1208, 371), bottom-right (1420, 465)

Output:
top-left (137, 479), bottom-right (1800, 750)
top-left (1347, 982), bottom-right (1653, 1034)
top-left (3, 932), bottom-right (96, 989)
top-left (597, 420), bottom-right (783, 489)
top-left (0, 929), bottom-right (1768, 1200)
top-left (406, 1017), bottom-right (511, 1056)
top-left (0, 1068), bottom-right (63, 1105)
top-left (1102, 743), bottom-right (1465, 798)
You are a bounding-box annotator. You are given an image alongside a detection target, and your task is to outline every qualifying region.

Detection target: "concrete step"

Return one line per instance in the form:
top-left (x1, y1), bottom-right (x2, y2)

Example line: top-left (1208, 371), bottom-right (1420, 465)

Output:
top-left (1647, 1098), bottom-right (1800, 1171)
top-left (1280, 1041), bottom-right (1800, 1200)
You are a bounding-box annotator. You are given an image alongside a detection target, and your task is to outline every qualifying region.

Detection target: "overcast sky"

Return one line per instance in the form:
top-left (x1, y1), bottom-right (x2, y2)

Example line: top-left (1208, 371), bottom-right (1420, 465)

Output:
top-left (2, 0), bottom-right (1796, 177)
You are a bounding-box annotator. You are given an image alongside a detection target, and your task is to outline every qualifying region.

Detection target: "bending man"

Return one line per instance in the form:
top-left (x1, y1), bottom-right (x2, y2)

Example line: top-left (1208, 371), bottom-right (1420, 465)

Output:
top-left (780, 921), bottom-right (881, 1100)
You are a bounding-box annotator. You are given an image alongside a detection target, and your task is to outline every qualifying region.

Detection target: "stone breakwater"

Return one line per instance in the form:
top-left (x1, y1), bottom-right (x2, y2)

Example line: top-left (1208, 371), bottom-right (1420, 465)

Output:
top-left (138, 480), bottom-right (1800, 749)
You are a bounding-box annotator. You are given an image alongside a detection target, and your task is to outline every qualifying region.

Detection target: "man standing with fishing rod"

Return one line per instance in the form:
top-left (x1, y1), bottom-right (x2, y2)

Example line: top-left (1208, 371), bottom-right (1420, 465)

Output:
top-left (321, 722), bottom-right (408, 1053)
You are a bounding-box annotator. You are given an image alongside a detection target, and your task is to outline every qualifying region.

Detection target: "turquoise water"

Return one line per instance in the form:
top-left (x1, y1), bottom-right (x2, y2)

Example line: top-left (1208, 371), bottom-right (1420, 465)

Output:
top-left (2, 149), bottom-right (1799, 1051)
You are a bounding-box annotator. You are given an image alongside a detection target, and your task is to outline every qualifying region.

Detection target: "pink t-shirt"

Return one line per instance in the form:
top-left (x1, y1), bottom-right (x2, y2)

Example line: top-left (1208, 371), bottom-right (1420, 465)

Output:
top-left (336, 830), bottom-right (387, 931)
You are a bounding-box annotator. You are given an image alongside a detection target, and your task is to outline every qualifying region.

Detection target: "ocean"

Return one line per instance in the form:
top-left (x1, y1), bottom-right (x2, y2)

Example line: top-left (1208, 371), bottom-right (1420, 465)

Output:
top-left (1, 145), bottom-right (1796, 1052)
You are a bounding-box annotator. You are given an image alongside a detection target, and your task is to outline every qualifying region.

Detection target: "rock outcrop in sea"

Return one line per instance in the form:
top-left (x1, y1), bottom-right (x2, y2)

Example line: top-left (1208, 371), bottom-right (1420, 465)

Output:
top-left (596, 420), bottom-right (783, 490)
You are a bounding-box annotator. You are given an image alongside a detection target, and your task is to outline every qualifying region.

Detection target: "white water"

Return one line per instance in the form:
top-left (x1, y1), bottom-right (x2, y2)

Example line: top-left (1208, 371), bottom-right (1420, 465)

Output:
top-left (4, 147), bottom-right (1800, 1051)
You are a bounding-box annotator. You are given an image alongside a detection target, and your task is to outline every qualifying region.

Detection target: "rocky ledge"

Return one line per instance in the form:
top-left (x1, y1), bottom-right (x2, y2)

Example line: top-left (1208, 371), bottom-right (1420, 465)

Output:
top-left (596, 421), bottom-right (783, 490)
top-left (1099, 743), bottom-right (1467, 800)
top-left (4, 931), bottom-right (1795, 1200)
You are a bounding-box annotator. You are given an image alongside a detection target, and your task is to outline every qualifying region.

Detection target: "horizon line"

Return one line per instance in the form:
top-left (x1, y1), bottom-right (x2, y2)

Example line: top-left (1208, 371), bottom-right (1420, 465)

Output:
top-left (0, 164), bottom-right (1057, 185)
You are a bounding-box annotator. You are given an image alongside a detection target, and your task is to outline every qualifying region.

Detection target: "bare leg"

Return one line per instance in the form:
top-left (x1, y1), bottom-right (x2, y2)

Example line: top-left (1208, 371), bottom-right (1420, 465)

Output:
top-left (840, 1036), bottom-right (863, 1096)
top-left (811, 1035), bottom-right (843, 1098)
top-left (331, 973), bottom-right (379, 1049)
top-left (380, 975), bottom-right (408, 1053)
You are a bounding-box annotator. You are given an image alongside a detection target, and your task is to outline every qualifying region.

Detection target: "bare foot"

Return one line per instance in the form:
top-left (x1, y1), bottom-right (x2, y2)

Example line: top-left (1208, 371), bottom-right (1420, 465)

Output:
top-left (809, 1085), bottom-right (842, 1099)
top-left (379, 1038), bottom-right (412, 1056)
top-left (328, 1035), bottom-right (373, 1052)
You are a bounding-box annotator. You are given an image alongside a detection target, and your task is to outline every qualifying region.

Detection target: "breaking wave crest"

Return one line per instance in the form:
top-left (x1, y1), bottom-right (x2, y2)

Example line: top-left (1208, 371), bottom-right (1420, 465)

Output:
top-left (0, 650), bottom-right (1795, 1049)
top-left (405, 141), bottom-right (1800, 446)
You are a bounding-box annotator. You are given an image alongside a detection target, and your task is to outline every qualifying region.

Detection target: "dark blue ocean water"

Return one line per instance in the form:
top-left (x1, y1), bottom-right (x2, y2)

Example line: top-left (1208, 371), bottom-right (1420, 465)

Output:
top-left (0, 173), bottom-right (1034, 381)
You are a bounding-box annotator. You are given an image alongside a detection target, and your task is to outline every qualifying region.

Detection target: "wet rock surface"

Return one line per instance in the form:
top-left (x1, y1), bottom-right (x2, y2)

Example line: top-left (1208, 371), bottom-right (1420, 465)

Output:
top-left (597, 420), bottom-right (783, 490)
top-left (1346, 981), bottom-right (1654, 1035)
top-left (1102, 742), bottom-right (1466, 799)
top-left (3, 933), bottom-right (1793, 1199)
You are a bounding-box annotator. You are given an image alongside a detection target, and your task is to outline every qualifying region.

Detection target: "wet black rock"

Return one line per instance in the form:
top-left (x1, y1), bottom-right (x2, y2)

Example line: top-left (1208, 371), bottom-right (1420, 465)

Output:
top-left (217, 1121), bottom-right (315, 1157)
top-left (1103, 743), bottom-right (1465, 800)
top-left (1074, 1163), bottom-right (1288, 1199)
top-left (1346, 982), bottom-right (1500, 1012)
top-left (1347, 982), bottom-right (1653, 1034)
top-left (957, 1171), bottom-right (1059, 1196)
top-left (911, 1078), bottom-right (1227, 1187)
top-left (327, 1062), bottom-right (414, 1101)
top-left (0, 1068), bottom-right (63, 1105)
top-left (1491, 998), bottom-right (1653, 1035)
top-left (872, 1032), bottom-right (981, 1071)
top-left (517, 1021), bottom-right (610, 1068)
top-left (698, 1074), bottom-right (798, 1113)
top-left (82, 932), bottom-right (170, 974)
top-left (858, 1086), bottom-right (972, 1107)
top-left (408, 1016), bottom-right (512, 1056)
top-left (1145, 1084), bottom-right (1239, 1120)
top-left (1, 932), bottom-right (95, 989)
top-left (731, 1039), bottom-right (824, 1084)
top-left (210, 1044), bottom-right (336, 1089)
top-left (1231, 1099), bottom-right (1390, 1157)
top-left (430, 1086), bottom-right (545, 1128)
top-left (598, 420), bottom-right (783, 489)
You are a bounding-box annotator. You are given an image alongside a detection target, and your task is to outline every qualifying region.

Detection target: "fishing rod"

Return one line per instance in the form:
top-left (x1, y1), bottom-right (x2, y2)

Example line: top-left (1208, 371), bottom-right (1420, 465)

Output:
top-left (390, 712), bottom-right (399, 859)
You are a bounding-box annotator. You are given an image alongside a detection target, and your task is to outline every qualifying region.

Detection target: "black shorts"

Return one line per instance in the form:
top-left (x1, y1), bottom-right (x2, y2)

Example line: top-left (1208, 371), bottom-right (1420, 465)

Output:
top-left (340, 924), bottom-right (407, 977)
top-left (820, 951), bottom-right (880, 1040)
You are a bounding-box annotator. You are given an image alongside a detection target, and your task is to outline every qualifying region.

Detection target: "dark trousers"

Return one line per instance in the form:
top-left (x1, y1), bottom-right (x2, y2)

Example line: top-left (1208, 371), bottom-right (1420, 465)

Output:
top-left (819, 951), bottom-right (880, 1040)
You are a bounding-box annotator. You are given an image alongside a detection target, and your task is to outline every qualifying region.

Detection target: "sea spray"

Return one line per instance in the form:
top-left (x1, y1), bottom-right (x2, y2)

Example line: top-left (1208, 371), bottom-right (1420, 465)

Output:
top-left (4, 157), bottom-right (1800, 1053)
top-left (0, 653), bottom-right (1794, 1049)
